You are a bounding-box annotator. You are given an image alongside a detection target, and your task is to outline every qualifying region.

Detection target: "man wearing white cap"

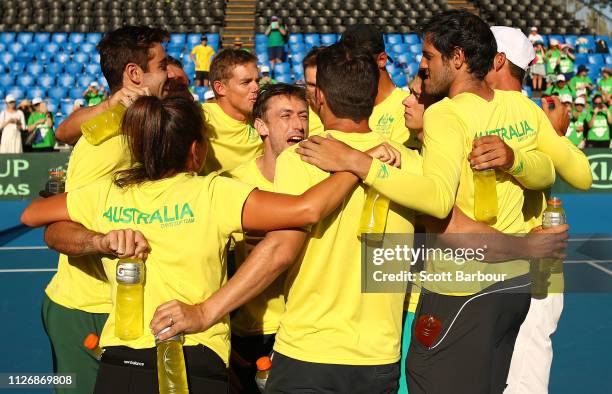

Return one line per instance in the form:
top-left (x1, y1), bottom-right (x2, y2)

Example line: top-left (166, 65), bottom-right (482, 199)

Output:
top-left (487, 26), bottom-right (592, 394)
top-left (259, 65), bottom-right (277, 87)
top-left (566, 96), bottom-right (587, 149)
top-left (0, 94), bottom-right (26, 153)
top-left (26, 97), bottom-right (55, 151)
top-left (528, 27), bottom-right (543, 45)
top-left (82, 81), bottom-right (105, 106)
top-left (544, 74), bottom-right (575, 98)
top-left (545, 39), bottom-right (562, 84)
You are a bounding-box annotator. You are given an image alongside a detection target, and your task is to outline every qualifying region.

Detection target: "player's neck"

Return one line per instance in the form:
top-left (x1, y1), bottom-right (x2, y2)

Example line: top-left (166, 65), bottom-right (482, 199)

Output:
top-left (374, 71), bottom-right (396, 105)
top-left (217, 98), bottom-right (249, 122)
top-left (323, 118), bottom-right (370, 133)
top-left (449, 75), bottom-right (493, 101)
top-left (256, 153), bottom-right (275, 182)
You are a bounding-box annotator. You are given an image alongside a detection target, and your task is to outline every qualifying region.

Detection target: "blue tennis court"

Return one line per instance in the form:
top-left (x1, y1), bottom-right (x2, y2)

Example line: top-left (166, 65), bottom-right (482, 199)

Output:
top-left (1, 194), bottom-right (611, 393)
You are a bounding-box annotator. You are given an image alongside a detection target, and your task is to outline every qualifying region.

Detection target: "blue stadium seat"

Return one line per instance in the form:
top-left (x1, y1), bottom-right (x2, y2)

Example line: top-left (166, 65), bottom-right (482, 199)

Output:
top-left (79, 42), bottom-right (96, 54)
top-left (48, 87), bottom-right (67, 102)
top-left (575, 53), bottom-right (589, 66)
top-left (395, 53), bottom-right (411, 66)
top-left (54, 53), bottom-right (70, 64)
top-left (60, 101), bottom-right (74, 115)
top-left (7, 87), bottom-right (24, 101)
top-left (291, 52), bottom-right (305, 64)
top-left (523, 85), bottom-right (533, 98)
top-left (170, 33), bottom-right (186, 47)
top-left (407, 62), bottom-right (419, 77)
top-left (64, 42), bottom-right (78, 54)
top-left (34, 32), bottom-right (50, 45)
top-left (409, 44), bottom-right (422, 55)
top-left (65, 62), bottom-right (82, 75)
top-left (404, 34), bottom-right (420, 45)
top-left (549, 35), bottom-right (565, 45)
top-left (274, 62), bottom-right (291, 75)
top-left (0, 32), bottom-right (16, 45)
top-left (45, 42), bottom-right (60, 54)
top-left (17, 74), bottom-right (35, 88)
top-left (37, 73), bottom-right (54, 88)
top-left (69, 33), bottom-right (85, 45)
top-left (386, 63), bottom-right (400, 76)
top-left (276, 73), bottom-right (292, 83)
top-left (0, 52), bottom-right (14, 67)
top-left (0, 42), bottom-right (5, 52)
top-left (565, 35), bottom-right (578, 48)
top-left (11, 62), bottom-right (26, 74)
top-left (16, 32), bottom-right (33, 46)
top-left (257, 52), bottom-right (269, 64)
top-left (54, 113), bottom-right (65, 125)
top-left (391, 43), bottom-right (409, 55)
top-left (320, 34), bottom-right (337, 45)
top-left (26, 62), bottom-right (43, 75)
top-left (288, 34), bottom-right (303, 45)
top-left (58, 74), bottom-right (75, 88)
top-left (8, 42), bottom-right (24, 54)
top-left (74, 52), bottom-right (89, 64)
top-left (46, 101), bottom-right (57, 114)
top-left (51, 33), bottom-right (68, 45)
top-left (255, 34), bottom-right (268, 45)
top-left (92, 53), bottom-right (101, 63)
top-left (392, 73), bottom-right (408, 88)
top-left (588, 54), bottom-right (604, 65)
top-left (46, 62), bottom-right (62, 75)
top-left (289, 42), bottom-right (305, 53)
top-left (0, 74), bottom-right (13, 86)
top-left (166, 42), bottom-right (184, 54)
top-left (532, 98), bottom-right (542, 108)
top-left (304, 34), bottom-right (321, 46)
top-left (86, 33), bottom-right (102, 45)
top-left (16, 52), bottom-right (34, 63)
top-left (85, 63), bottom-right (100, 75)
top-left (193, 86), bottom-right (206, 101)
top-left (29, 87), bottom-right (46, 100)
top-left (293, 63), bottom-right (304, 75)
top-left (606, 55), bottom-right (612, 65)
top-left (69, 87), bottom-right (83, 100)
top-left (77, 74), bottom-right (95, 88)
top-left (577, 36), bottom-right (595, 52)
top-left (386, 34), bottom-right (403, 45)
top-left (187, 33), bottom-right (201, 47)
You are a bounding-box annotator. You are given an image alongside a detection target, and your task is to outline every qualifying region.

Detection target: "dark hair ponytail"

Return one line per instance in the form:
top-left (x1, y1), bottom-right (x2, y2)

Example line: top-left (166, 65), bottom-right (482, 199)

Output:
top-left (114, 94), bottom-right (205, 188)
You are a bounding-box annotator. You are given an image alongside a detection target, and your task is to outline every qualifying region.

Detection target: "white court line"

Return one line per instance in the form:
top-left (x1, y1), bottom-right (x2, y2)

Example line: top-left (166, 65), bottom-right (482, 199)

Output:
top-left (0, 268), bottom-right (57, 273)
top-left (568, 237), bottom-right (612, 242)
top-left (566, 260), bottom-right (612, 264)
top-left (586, 262), bottom-right (612, 276)
top-left (0, 246), bottom-right (48, 250)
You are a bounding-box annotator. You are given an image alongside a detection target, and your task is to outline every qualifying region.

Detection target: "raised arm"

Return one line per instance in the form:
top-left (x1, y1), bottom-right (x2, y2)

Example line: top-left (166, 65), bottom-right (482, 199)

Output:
top-left (21, 194), bottom-right (69, 227)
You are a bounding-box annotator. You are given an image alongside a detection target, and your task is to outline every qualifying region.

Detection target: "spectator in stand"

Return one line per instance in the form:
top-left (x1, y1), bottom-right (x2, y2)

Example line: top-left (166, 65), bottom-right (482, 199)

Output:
top-left (545, 75), bottom-right (575, 98)
top-left (204, 89), bottom-right (216, 103)
top-left (527, 27), bottom-right (543, 44)
top-left (558, 44), bottom-right (576, 81)
top-left (566, 96), bottom-right (588, 149)
top-left (73, 99), bottom-right (85, 111)
top-left (83, 82), bottom-right (105, 106)
top-left (190, 35), bottom-right (215, 87)
top-left (265, 16), bottom-right (287, 76)
top-left (575, 37), bottom-right (590, 54)
top-left (259, 65), bottom-right (277, 87)
top-left (530, 41), bottom-right (546, 92)
top-left (27, 98), bottom-right (55, 152)
top-left (546, 39), bottom-right (562, 84)
top-left (595, 38), bottom-right (609, 54)
top-left (586, 94), bottom-right (612, 148)
top-left (599, 67), bottom-right (612, 104)
top-left (0, 94), bottom-right (26, 153)
top-left (17, 99), bottom-right (33, 120)
top-left (569, 65), bottom-right (594, 93)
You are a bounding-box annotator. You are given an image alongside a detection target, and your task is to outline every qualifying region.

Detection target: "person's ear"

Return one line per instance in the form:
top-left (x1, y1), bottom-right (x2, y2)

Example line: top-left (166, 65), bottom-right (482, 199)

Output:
top-left (376, 52), bottom-right (388, 69)
top-left (254, 118), bottom-right (269, 138)
top-left (213, 80), bottom-right (225, 97)
top-left (315, 86), bottom-right (325, 110)
top-left (124, 63), bottom-right (143, 86)
top-left (452, 47), bottom-right (466, 71)
top-left (190, 140), bottom-right (207, 172)
top-left (495, 53), bottom-right (506, 72)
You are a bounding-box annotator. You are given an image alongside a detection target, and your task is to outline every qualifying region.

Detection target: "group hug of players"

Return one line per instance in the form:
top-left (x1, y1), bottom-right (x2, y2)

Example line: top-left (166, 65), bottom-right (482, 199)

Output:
top-left (21, 9), bottom-right (593, 394)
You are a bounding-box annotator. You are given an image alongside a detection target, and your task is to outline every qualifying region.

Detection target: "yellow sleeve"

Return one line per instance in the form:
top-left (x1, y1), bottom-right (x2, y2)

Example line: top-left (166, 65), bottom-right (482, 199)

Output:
top-left (208, 175), bottom-right (257, 237)
top-left (273, 149), bottom-right (315, 196)
top-left (535, 113), bottom-right (592, 191)
top-left (506, 147), bottom-right (556, 190)
top-left (190, 46), bottom-right (198, 55)
top-left (364, 103), bottom-right (465, 219)
top-left (66, 179), bottom-right (112, 230)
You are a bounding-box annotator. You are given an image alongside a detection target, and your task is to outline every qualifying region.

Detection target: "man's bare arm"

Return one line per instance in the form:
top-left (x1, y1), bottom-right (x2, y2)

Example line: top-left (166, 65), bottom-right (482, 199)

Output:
top-left (150, 229), bottom-right (307, 339)
top-left (55, 104), bottom-right (109, 144)
top-left (45, 221), bottom-right (150, 259)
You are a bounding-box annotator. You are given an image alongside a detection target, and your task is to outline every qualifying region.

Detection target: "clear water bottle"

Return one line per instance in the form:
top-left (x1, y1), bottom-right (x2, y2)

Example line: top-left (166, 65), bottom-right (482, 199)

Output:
top-left (473, 168), bottom-right (498, 223)
top-left (42, 167), bottom-right (66, 196)
top-left (115, 258), bottom-right (144, 340)
top-left (81, 103), bottom-right (126, 145)
top-left (83, 333), bottom-right (104, 361)
top-left (255, 356), bottom-right (272, 393)
top-left (358, 186), bottom-right (390, 241)
top-left (533, 197), bottom-right (567, 298)
top-left (156, 328), bottom-right (189, 394)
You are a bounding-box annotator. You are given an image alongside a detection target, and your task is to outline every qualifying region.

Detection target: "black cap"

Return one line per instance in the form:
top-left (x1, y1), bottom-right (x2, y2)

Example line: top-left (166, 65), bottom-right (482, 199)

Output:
top-left (340, 24), bottom-right (385, 57)
top-left (201, 35), bottom-right (207, 41)
top-left (577, 64), bottom-right (589, 73)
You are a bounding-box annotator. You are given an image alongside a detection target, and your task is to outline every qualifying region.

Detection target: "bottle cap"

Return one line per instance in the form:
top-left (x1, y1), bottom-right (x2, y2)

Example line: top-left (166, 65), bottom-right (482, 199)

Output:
top-left (256, 356), bottom-right (272, 371)
top-left (83, 333), bottom-right (99, 350)
top-left (547, 197), bottom-right (562, 207)
top-left (154, 326), bottom-right (184, 344)
top-left (116, 259), bottom-right (144, 284)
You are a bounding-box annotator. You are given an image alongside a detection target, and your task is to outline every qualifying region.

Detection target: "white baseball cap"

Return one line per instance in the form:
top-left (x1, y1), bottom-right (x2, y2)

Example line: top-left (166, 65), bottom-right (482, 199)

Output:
top-left (560, 94), bottom-right (573, 104)
top-left (192, 93), bottom-right (200, 101)
top-left (575, 97), bottom-right (586, 105)
top-left (73, 99), bottom-right (84, 107)
top-left (32, 97), bottom-right (43, 105)
top-left (204, 90), bottom-right (215, 100)
top-left (530, 27), bottom-right (537, 31)
top-left (491, 26), bottom-right (535, 71)
top-left (550, 38), bottom-right (559, 46)
top-left (5, 94), bottom-right (16, 103)
top-left (261, 65), bottom-right (270, 73)
top-left (576, 88), bottom-right (587, 97)
top-left (90, 81), bottom-right (99, 87)
top-left (556, 74), bottom-right (566, 82)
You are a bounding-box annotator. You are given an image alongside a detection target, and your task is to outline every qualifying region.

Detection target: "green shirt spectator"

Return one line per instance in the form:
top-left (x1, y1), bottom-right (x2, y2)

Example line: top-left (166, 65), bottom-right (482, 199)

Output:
top-left (599, 68), bottom-right (612, 102)
top-left (83, 82), bottom-right (105, 106)
top-left (586, 95), bottom-right (612, 144)
top-left (545, 75), bottom-right (575, 98)
top-left (259, 66), bottom-right (277, 87)
top-left (566, 97), bottom-right (589, 148)
top-left (546, 44), bottom-right (561, 75)
top-left (27, 98), bottom-right (55, 150)
top-left (569, 65), bottom-right (594, 92)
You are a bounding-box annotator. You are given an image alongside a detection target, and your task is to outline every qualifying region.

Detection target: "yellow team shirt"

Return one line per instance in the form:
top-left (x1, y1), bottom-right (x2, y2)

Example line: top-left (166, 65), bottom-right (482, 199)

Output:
top-left (369, 87), bottom-right (420, 148)
top-left (308, 107), bottom-right (324, 136)
top-left (364, 90), bottom-right (558, 295)
top-left (191, 45), bottom-right (215, 72)
top-left (45, 133), bottom-right (130, 313)
top-left (203, 103), bottom-right (264, 174)
top-left (273, 130), bottom-right (422, 365)
top-left (226, 157), bottom-right (286, 336)
top-left (66, 173), bottom-right (255, 365)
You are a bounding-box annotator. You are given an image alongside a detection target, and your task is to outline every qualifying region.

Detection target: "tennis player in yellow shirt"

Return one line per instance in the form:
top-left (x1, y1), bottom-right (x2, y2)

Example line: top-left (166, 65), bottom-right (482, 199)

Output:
top-left (190, 35), bottom-right (215, 87)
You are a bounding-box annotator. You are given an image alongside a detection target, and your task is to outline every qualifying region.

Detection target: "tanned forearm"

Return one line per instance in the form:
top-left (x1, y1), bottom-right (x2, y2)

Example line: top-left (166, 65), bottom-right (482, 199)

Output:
top-left (44, 221), bottom-right (105, 257)
top-left (55, 103), bottom-right (109, 144)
